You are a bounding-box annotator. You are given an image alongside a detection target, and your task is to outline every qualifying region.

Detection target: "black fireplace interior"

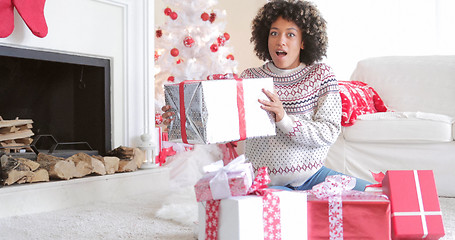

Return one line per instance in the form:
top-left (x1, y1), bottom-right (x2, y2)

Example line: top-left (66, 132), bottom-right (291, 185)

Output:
top-left (0, 46), bottom-right (111, 156)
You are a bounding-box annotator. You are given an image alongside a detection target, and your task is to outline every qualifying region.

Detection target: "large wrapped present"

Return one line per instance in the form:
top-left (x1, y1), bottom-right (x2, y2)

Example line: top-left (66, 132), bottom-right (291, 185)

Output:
top-left (194, 155), bottom-right (253, 202)
top-left (164, 78), bottom-right (276, 144)
top-left (198, 191), bottom-right (308, 240)
top-left (382, 170), bottom-right (445, 239)
top-left (199, 167), bottom-right (307, 240)
top-left (307, 175), bottom-right (391, 240)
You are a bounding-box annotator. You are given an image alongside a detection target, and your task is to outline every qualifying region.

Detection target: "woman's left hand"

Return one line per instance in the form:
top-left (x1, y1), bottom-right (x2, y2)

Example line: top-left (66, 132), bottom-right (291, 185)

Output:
top-left (258, 88), bottom-right (285, 122)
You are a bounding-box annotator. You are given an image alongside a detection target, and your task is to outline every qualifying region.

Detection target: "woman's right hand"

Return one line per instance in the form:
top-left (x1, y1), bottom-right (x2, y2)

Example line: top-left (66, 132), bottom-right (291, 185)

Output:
top-left (161, 105), bottom-right (175, 126)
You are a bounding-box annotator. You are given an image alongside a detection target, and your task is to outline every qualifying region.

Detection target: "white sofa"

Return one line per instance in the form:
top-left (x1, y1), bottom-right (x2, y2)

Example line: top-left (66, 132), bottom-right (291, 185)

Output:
top-left (326, 55), bottom-right (455, 197)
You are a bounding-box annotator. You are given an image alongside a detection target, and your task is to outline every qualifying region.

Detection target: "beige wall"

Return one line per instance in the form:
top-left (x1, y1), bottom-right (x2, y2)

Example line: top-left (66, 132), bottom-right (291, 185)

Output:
top-left (154, 0), bottom-right (264, 74)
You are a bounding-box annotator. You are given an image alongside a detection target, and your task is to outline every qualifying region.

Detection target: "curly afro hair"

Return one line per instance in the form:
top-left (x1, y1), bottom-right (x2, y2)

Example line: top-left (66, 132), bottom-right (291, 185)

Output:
top-left (250, 0), bottom-right (328, 66)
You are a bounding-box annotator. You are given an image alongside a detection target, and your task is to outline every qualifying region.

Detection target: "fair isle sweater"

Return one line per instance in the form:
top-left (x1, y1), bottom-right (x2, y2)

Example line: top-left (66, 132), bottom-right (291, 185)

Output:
top-left (241, 62), bottom-right (342, 187)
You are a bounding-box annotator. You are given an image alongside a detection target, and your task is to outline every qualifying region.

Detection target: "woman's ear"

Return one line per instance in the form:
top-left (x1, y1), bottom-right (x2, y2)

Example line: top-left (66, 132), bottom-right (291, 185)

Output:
top-left (301, 41), bottom-right (304, 50)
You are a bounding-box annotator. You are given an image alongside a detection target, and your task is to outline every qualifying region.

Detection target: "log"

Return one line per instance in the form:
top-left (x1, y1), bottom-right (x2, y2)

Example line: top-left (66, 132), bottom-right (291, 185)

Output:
top-left (66, 153), bottom-right (94, 178)
top-left (37, 153), bottom-right (76, 180)
top-left (0, 118), bottom-right (33, 128)
top-left (118, 159), bottom-right (137, 172)
top-left (0, 126), bottom-right (17, 134)
top-left (106, 146), bottom-right (135, 160)
top-left (30, 168), bottom-right (50, 183)
top-left (115, 148), bottom-right (145, 172)
top-left (4, 169), bottom-right (33, 185)
top-left (15, 138), bottom-right (33, 145)
top-left (91, 156), bottom-right (106, 175)
top-left (133, 148), bottom-right (145, 168)
top-left (98, 156), bottom-right (119, 174)
top-left (0, 155), bottom-right (45, 185)
top-left (1, 155), bottom-right (30, 173)
top-left (16, 157), bottom-right (40, 171)
top-left (0, 129), bottom-right (34, 142)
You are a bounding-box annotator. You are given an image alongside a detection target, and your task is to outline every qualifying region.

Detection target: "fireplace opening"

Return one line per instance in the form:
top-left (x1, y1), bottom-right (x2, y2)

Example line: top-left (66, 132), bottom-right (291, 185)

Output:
top-left (0, 45), bottom-right (111, 156)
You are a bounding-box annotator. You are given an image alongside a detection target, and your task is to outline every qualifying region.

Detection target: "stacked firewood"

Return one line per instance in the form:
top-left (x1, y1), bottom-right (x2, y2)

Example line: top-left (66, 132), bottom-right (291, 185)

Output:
top-left (0, 117), bottom-right (34, 154)
top-left (0, 146), bottom-right (145, 186)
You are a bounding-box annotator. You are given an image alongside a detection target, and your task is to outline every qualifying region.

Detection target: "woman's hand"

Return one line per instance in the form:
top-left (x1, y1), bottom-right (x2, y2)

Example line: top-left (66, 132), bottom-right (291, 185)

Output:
top-left (161, 105), bottom-right (175, 126)
top-left (258, 88), bottom-right (285, 122)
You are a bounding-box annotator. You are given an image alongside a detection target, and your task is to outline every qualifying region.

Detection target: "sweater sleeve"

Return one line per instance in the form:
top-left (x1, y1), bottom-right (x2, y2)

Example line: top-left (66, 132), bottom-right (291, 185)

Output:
top-left (275, 69), bottom-right (342, 147)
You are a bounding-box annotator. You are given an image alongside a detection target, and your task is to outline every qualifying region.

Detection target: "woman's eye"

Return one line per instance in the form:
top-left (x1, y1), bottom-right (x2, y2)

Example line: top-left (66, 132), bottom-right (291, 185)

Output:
top-left (288, 33), bottom-right (295, 37)
top-left (270, 32), bottom-right (277, 36)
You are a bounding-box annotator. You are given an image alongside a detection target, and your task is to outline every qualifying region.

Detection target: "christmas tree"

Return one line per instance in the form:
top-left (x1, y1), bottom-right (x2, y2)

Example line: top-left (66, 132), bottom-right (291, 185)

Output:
top-left (154, 0), bottom-right (238, 106)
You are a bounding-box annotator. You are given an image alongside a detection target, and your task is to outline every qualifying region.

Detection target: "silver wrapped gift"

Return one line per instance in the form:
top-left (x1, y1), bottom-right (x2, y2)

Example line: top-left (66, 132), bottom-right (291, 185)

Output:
top-left (164, 78), bottom-right (276, 144)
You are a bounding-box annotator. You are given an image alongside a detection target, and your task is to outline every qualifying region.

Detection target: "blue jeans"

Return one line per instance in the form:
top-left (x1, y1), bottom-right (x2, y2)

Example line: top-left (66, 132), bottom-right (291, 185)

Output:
top-left (270, 166), bottom-right (371, 191)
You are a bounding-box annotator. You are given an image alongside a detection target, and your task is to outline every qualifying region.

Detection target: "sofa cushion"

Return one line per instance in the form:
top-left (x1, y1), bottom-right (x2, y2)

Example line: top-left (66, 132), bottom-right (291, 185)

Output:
top-left (339, 81), bottom-right (388, 126)
top-left (343, 112), bottom-right (454, 143)
top-left (350, 56), bottom-right (455, 118)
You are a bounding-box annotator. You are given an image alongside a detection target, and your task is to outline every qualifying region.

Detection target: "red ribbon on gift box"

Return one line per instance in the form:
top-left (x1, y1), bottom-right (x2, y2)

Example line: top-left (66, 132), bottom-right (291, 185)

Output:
top-left (178, 78), bottom-right (247, 144)
top-left (248, 167), bottom-right (282, 240)
top-left (205, 167), bottom-right (282, 240)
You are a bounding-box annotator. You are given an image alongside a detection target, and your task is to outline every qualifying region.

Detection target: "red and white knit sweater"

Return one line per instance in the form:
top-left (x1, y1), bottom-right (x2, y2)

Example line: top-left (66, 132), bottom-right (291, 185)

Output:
top-left (241, 62), bottom-right (341, 187)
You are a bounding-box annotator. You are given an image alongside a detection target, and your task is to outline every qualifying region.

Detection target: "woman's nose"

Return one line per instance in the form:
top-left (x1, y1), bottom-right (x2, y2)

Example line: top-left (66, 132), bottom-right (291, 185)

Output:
top-left (278, 34), bottom-right (286, 46)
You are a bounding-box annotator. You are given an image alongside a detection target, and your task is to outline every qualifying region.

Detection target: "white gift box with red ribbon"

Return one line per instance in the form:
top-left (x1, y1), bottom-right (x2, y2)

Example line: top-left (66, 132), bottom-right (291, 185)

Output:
top-left (198, 191), bottom-right (307, 240)
top-left (164, 78), bottom-right (276, 144)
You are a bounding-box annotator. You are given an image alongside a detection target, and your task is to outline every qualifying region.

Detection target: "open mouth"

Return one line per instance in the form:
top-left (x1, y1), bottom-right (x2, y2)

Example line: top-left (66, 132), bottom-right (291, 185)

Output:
top-left (276, 50), bottom-right (287, 57)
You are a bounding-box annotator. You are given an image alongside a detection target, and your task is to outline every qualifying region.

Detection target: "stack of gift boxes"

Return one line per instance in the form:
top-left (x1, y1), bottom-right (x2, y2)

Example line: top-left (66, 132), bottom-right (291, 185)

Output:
top-left (163, 77), bottom-right (446, 239)
top-left (195, 167), bottom-right (445, 240)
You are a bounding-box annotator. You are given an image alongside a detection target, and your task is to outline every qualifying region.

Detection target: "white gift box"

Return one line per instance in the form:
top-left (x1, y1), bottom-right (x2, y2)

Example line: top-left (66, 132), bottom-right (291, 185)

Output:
top-left (164, 78), bottom-right (276, 144)
top-left (198, 191), bottom-right (308, 240)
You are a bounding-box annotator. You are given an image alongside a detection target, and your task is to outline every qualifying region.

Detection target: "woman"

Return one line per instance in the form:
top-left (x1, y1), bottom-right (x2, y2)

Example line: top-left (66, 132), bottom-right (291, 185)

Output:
top-left (163, 0), bottom-right (370, 191)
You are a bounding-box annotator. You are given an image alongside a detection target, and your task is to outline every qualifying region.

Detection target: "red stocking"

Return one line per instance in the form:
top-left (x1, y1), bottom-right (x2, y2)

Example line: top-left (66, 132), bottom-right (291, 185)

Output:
top-left (0, 0), bottom-right (14, 38)
top-left (13, 0), bottom-right (48, 38)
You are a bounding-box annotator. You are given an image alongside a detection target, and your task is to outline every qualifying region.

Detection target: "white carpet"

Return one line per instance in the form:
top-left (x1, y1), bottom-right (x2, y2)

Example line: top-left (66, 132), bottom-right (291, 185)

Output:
top-left (0, 193), bottom-right (453, 239)
top-left (0, 189), bottom-right (197, 240)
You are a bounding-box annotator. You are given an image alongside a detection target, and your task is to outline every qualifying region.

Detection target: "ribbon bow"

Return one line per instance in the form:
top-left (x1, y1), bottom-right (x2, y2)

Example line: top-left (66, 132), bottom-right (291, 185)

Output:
top-left (248, 167), bottom-right (271, 194)
top-left (203, 154), bottom-right (253, 200)
top-left (311, 175), bottom-right (356, 199)
top-left (157, 146), bottom-right (176, 166)
top-left (365, 171), bottom-right (385, 188)
top-left (311, 175), bottom-right (357, 240)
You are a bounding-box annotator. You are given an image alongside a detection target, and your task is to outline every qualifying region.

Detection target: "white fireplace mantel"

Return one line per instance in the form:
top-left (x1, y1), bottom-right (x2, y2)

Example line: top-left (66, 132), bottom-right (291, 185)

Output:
top-left (0, 0), bottom-right (155, 149)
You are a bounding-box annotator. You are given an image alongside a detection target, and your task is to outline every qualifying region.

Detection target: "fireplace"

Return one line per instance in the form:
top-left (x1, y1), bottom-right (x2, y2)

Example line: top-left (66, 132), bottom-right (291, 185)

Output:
top-left (0, 45), bottom-right (111, 156)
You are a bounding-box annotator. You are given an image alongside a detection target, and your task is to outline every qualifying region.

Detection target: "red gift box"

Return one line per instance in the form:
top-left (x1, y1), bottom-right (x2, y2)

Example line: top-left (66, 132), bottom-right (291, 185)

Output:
top-left (382, 170), bottom-right (445, 239)
top-left (194, 155), bottom-right (253, 202)
top-left (307, 191), bottom-right (391, 239)
top-left (195, 171), bottom-right (252, 202)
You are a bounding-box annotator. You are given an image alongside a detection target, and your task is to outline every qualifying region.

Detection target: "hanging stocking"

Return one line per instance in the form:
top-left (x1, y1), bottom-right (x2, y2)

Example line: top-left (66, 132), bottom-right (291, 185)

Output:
top-left (13, 0), bottom-right (48, 38)
top-left (0, 0), bottom-right (14, 38)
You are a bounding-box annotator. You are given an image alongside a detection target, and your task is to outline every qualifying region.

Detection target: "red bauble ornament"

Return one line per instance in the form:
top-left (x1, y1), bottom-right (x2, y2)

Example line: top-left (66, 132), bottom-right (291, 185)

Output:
top-left (156, 29), bottom-right (162, 38)
top-left (201, 12), bottom-right (209, 21)
top-left (224, 32), bottom-right (230, 41)
top-left (183, 36), bottom-right (195, 47)
top-left (209, 12), bottom-right (216, 23)
top-left (170, 11), bottom-right (178, 20)
top-left (217, 36), bottom-right (226, 46)
top-left (167, 76), bottom-right (175, 82)
top-left (155, 113), bottom-right (163, 125)
top-left (176, 59), bottom-right (183, 64)
top-left (170, 48), bottom-right (179, 57)
top-left (155, 51), bottom-right (160, 61)
top-left (164, 7), bottom-right (172, 16)
top-left (226, 54), bottom-right (235, 60)
top-left (210, 44), bottom-right (218, 52)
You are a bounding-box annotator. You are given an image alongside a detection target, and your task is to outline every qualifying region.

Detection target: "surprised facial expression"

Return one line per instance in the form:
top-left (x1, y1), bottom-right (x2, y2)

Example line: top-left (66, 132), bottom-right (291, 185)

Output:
top-left (268, 16), bottom-right (304, 70)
